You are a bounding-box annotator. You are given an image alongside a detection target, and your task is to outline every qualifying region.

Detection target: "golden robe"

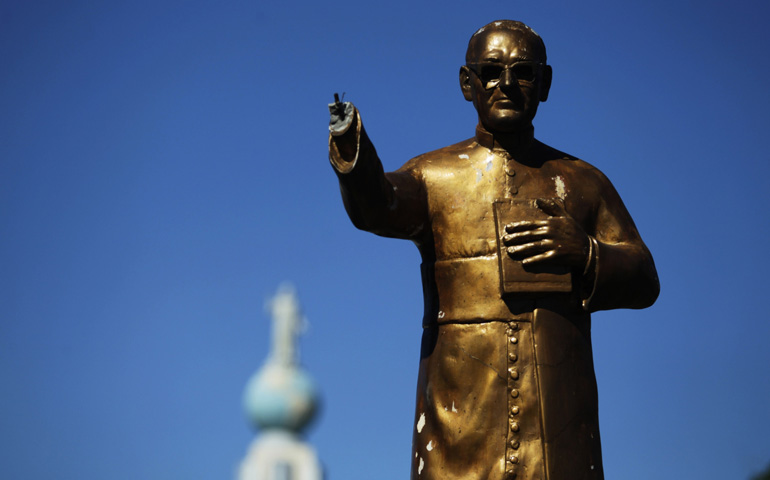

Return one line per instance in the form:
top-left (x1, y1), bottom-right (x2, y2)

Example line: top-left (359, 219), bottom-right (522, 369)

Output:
top-left (329, 108), bottom-right (658, 480)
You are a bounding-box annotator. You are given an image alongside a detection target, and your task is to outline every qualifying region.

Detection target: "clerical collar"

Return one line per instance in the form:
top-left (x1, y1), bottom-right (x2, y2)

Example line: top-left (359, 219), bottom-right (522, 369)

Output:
top-left (474, 124), bottom-right (535, 153)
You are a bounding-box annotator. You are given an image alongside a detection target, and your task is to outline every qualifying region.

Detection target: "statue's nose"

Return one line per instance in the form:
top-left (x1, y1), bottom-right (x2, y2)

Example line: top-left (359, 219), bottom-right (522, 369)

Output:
top-left (499, 68), bottom-right (516, 88)
top-left (498, 68), bottom-right (522, 99)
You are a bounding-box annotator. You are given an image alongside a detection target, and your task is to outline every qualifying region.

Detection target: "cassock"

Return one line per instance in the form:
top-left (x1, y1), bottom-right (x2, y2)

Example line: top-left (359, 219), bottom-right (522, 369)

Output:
top-left (329, 106), bottom-right (659, 480)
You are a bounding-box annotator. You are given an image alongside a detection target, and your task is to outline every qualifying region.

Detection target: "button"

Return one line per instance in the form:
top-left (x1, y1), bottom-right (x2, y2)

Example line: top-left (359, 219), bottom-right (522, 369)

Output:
top-left (509, 455), bottom-right (519, 464)
top-left (511, 389), bottom-right (519, 398)
top-left (510, 337), bottom-right (518, 344)
top-left (508, 368), bottom-right (519, 379)
top-left (508, 353), bottom-right (518, 362)
top-left (509, 322), bottom-right (519, 330)
top-left (510, 421), bottom-right (520, 432)
top-left (511, 406), bottom-right (520, 415)
top-left (510, 440), bottom-right (520, 449)
top-left (506, 328), bottom-right (514, 336)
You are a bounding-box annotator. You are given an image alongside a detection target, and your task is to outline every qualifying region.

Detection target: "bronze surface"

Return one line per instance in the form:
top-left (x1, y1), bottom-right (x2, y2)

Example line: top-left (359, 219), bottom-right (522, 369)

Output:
top-left (328, 20), bottom-right (658, 480)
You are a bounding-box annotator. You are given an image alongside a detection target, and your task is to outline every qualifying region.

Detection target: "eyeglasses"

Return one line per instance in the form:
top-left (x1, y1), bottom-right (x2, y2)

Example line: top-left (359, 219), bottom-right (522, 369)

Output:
top-left (466, 61), bottom-right (544, 90)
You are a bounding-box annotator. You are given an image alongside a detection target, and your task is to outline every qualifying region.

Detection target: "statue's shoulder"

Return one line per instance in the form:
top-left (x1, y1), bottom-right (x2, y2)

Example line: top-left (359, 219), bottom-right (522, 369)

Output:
top-left (536, 141), bottom-right (610, 184)
top-left (397, 137), bottom-right (480, 173)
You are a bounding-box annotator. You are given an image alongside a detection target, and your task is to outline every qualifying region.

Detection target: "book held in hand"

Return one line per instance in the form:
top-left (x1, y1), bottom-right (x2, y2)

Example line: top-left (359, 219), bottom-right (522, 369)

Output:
top-left (493, 199), bottom-right (573, 295)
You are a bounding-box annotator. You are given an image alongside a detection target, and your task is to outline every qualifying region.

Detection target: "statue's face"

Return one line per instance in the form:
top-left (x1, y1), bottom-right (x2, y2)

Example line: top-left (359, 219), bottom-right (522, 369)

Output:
top-left (461, 28), bottom-right (551, 133)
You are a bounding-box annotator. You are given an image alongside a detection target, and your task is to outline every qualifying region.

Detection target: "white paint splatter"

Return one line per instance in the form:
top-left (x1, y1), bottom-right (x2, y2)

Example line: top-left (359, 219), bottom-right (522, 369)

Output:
top-left (484, 155), bottom-right (493, 171)
top-left (417, 413), bottom-right (426, 433)
top-left (553, 175), bottom-right (567, 200)
top-left (474, 167), bottom-right (483, 183)
top-left (426, 440), bottom-right (434, 451)
top-left (415, 452), bottom-right (418, 458)
top-left (459, 154), bottom-right (469, 160)
top-left (494, 21), bottom-right (502, 26)
top-left (438, 311), bottom-right (445, 319)
top-left (452, 402), bottom-right (458, 413)
top-left (418, 457), bottom-right (425, 474)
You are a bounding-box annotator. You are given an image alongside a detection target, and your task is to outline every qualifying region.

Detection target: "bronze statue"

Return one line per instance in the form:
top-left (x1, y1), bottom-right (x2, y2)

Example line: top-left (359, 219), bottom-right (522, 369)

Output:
top-left (328, 20), bottom-right (659, 480)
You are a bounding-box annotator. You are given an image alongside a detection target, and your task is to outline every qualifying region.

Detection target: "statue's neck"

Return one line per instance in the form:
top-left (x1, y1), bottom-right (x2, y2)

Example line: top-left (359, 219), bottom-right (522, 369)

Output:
top-left (474, 123), bottom-right (535, 154)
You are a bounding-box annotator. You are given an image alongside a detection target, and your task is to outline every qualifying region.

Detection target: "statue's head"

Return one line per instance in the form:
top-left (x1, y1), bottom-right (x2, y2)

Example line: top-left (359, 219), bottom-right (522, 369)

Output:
top-left (460, 20), bottom-right (552, 134)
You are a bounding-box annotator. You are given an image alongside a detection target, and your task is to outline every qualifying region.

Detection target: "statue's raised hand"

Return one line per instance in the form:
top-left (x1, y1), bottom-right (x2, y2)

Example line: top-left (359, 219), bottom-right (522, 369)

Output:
top-left (328, 93), bottom-right (354, 136)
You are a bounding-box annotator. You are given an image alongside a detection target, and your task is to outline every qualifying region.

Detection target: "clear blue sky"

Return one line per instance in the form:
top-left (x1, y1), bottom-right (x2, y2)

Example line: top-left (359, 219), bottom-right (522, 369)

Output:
top-left (2, 1), bottom-right (769, 479)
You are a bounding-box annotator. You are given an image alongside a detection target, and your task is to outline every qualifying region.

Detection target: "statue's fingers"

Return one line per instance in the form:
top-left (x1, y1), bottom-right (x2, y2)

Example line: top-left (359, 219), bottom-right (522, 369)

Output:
top-left (507, 239), bottom-right (553, 256)
top-left (505, 220), bottom-right (548, 233)
top-left (535, 198), bottom-right (567, 217)
top-left (507, 242), bottom-right (538, 256)
top-left (521, 249), bottom-right (557, 265)
top-left (503, 228), bottom-right (548, 245)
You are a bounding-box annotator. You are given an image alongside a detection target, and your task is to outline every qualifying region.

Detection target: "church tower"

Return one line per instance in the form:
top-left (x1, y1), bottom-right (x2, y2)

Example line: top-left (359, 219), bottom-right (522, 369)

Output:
top-left (238, 284), bottom-right (323, 480)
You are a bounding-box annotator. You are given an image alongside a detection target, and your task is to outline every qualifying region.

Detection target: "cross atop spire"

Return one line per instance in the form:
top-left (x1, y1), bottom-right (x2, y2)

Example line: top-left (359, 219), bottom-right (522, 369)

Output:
top-left (267, 283), bottom-right (306, 366)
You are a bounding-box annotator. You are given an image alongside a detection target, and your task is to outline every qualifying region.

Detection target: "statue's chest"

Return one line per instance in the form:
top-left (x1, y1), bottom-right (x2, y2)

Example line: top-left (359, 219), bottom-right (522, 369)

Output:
top-left (424, 156), bottom-right (568, 259)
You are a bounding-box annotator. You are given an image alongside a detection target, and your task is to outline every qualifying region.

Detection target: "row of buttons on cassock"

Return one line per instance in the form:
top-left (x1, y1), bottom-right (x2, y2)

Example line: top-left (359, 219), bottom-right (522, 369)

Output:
top-left (506, 321), bottom-right (521, 478)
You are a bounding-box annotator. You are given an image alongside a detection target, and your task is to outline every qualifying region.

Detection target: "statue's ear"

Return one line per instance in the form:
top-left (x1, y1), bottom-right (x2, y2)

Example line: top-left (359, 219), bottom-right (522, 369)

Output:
top-left (539, 65), bottom-right (553, 102)
top-left (459, 66), bottom-right (473, 102)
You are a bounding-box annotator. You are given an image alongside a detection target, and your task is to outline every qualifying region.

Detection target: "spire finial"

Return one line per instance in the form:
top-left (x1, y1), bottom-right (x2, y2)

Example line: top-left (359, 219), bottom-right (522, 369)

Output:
top-left (267, 283), bottom-right (306, 366)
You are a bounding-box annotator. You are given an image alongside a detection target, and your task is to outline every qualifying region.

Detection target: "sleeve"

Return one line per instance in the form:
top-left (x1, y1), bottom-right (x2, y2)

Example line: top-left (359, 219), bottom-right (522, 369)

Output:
top-left (328, 105), bottom-right (428, 241)
top-left (581, 169), bottom-right (660, 313)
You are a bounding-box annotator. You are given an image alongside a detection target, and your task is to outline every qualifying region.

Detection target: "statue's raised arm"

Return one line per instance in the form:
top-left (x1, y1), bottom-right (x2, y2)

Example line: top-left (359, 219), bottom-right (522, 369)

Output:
top-left (327, 96), bottom-right (428, 241)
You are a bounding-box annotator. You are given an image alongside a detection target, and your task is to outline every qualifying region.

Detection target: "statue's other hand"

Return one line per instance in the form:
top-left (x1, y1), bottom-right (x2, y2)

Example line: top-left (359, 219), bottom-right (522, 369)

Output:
top-left (328, 100), bottom-right (355, 136)
top-left (502, 198), bottom-right (590, 268)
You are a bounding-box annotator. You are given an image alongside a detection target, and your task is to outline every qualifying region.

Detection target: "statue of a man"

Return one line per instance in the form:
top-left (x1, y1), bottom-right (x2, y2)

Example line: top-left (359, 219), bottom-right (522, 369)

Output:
top-left (328, 20), bottom-right (659, 480)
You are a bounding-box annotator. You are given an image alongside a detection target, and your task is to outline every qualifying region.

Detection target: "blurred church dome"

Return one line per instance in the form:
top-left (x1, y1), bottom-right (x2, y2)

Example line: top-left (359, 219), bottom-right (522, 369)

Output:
top-left (243, 362), bottom-right (319, 433)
